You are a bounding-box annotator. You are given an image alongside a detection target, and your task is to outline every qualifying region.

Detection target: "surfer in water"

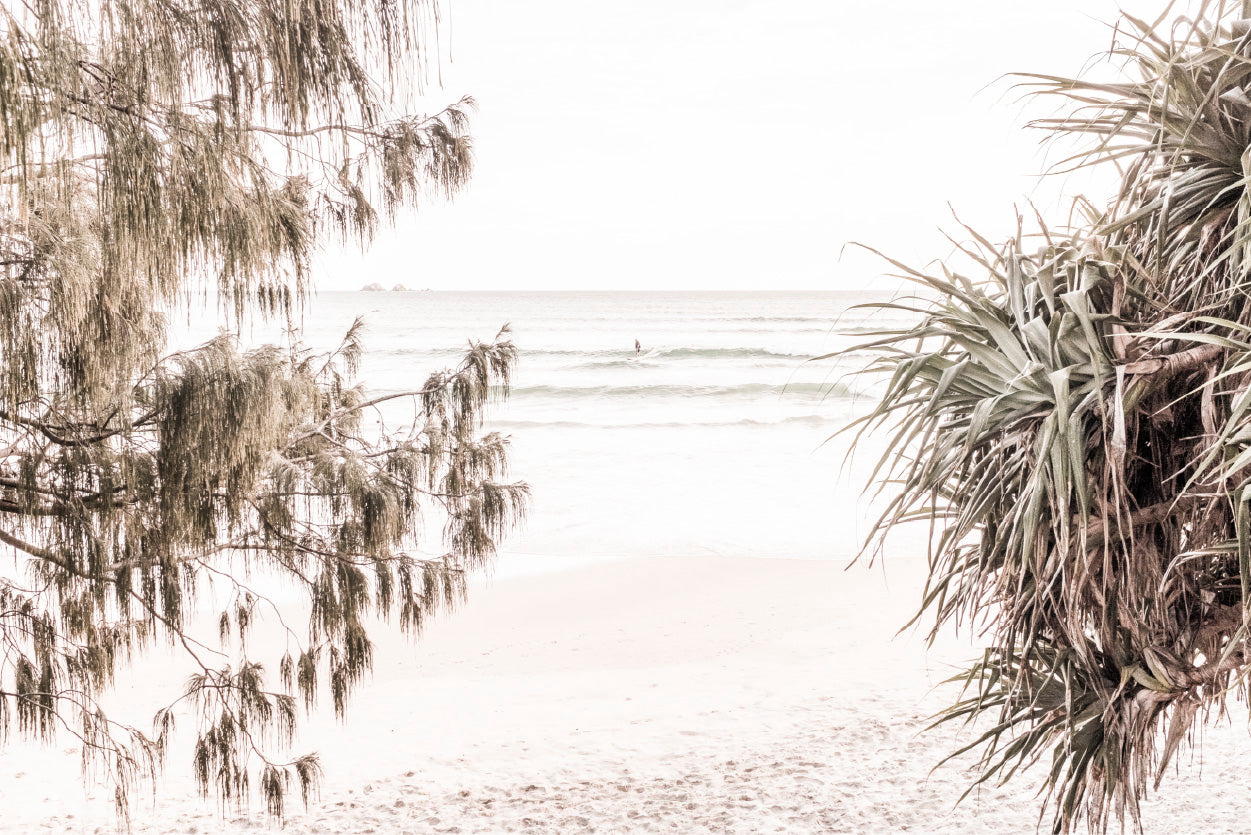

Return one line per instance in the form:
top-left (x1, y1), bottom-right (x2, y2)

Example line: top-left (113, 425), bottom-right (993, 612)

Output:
top-left (634, 338), bottom-right (641, 357)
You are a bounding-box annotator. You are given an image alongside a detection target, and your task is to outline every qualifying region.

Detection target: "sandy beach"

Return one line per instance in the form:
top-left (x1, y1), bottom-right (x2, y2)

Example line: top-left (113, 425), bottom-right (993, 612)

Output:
top-left (0, 554), bottom-right (1245, 833)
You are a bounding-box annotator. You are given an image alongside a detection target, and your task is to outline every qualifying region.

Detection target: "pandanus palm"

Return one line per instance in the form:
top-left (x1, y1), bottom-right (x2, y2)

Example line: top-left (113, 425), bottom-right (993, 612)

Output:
top-left (841, 2), bottom-right (1251, 831)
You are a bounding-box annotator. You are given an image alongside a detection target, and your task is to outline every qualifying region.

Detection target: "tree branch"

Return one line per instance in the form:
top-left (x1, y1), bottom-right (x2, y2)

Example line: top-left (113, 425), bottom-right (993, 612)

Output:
top-left (1123, 343), bottom-right (1224, 377)
top-left (0, 526), bottom-right (91, 579)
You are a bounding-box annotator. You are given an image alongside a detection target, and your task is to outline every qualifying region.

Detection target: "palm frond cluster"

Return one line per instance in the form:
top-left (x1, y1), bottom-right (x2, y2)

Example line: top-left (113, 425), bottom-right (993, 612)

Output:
top-left (0, 0), bottom-right (525, 822)
top-left (842, 2), bottom-right (1251, 831)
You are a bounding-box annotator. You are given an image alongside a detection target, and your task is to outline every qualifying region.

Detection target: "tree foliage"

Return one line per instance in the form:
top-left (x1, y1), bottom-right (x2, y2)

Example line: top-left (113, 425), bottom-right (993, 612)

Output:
top-left (0, 0), bottom-right (526, 822)
top-left (841, 2), bottom-right (1251, 831)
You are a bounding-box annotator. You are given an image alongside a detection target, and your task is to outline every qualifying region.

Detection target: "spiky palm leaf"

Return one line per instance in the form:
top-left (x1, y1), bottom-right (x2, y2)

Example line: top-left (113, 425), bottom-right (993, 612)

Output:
top-left (839, 3), bottom-right (1251, 831)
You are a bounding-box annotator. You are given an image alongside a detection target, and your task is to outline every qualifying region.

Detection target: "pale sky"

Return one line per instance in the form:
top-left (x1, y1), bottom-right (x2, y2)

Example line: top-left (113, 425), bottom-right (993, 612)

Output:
top-left (316, 0), bottom-right (1193, 292)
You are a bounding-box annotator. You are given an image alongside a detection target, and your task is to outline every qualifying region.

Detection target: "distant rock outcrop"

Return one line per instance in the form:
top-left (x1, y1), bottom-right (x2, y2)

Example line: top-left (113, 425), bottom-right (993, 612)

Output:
top-left (362, 282), bottom-right (385, 291)
top-left (391, 283), bottom-right (409, 291)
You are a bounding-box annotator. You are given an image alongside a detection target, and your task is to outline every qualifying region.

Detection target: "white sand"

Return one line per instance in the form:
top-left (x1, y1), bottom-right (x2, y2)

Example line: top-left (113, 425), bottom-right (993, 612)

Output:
top-left (1, 555), bottom-right (1249, 833)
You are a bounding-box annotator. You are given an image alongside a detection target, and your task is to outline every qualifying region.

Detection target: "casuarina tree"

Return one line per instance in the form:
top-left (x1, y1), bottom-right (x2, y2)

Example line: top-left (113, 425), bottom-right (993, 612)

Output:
top-left (0, 0), bottom-right (527, 821)
top-left (841, 1), bottom-right (1251, 831)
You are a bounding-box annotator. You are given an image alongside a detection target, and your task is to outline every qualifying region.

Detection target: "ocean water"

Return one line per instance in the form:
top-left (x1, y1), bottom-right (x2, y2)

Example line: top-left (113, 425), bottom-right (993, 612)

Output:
top-left (219, 290), bottom-right (917, 568)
